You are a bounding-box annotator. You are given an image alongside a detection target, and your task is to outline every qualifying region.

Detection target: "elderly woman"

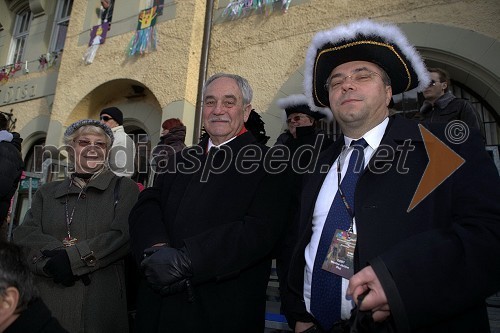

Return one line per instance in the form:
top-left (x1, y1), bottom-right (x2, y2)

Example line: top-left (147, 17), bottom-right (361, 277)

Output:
top-left (13, 119), bottom-right (139, 333)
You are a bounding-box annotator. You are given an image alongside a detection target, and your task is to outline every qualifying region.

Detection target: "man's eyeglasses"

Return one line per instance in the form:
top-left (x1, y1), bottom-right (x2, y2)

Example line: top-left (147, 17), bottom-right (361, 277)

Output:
top-left (287, 115), bottom-right (309, 123)
top-left (325, 70), bottom-right (383, 91)
top-left (74, 139), bottom-right (107, 149)
top-left (428, 80), bottom-right (441, 87)
top-left (100, 115), bottom-right (113, 122)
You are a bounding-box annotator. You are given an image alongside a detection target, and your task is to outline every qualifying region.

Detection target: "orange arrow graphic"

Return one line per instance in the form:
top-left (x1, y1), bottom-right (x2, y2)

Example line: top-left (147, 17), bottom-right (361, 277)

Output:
top-left (407, 125), bottom-right (465, 212)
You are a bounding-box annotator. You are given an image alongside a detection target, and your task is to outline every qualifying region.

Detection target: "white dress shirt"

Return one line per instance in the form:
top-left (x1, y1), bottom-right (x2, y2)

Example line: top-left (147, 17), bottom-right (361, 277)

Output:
top-left (303, 117), bottom-right (389, 319)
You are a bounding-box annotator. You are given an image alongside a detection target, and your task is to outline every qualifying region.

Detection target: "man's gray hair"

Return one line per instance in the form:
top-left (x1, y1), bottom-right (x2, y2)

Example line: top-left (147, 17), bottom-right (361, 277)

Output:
top-left (0, 242), bottom-right (37, 312)
top-left (203, 73), bottom-right (253, 105)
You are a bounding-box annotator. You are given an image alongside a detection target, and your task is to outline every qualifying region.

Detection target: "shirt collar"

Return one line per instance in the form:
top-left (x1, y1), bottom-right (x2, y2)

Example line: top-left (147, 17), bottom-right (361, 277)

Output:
top-left (206, 126), bottom-right (248, 151)
top-left (343, 117), bottom-right (389, 150)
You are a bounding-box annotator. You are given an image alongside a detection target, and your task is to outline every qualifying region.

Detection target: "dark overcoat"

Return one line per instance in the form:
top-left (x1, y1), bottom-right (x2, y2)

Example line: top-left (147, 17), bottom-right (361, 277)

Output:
top-left (129, 131), bottom-right (292, 333)
top-left (284, 115), bottom-right (500, 332)
top-left (0, 137), bottom-right (23, 222)
top-left (13, 170), bottom-right (139, 333)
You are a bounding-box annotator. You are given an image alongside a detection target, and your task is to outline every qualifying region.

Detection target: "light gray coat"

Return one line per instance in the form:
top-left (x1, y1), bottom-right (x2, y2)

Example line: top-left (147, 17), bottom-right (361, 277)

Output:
top-left (14, 170), bottom-right (139, 333)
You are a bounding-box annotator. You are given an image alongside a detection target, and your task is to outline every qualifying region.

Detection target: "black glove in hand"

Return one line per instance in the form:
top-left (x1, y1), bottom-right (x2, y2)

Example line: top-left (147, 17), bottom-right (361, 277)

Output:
top-left (42, 249), bottom-right (76, 287)
top-left (141, 246), bottom-right (193, 294)
top-left (80, 274), bottom-right (91, 286)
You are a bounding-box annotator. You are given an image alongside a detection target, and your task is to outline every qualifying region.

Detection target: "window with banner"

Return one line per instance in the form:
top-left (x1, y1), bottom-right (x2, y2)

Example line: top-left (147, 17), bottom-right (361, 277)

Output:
top-left (50, 0), bottom-right (74, 52)
top-left (9, 10), bottom-right (32, 65)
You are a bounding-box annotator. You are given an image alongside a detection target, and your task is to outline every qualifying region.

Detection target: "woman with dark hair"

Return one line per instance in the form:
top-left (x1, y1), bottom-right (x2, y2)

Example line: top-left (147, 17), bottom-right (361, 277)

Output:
top-left (151, 118), bottom-right (186, 181)
top-left (13, 119), bottom-right (139, 333)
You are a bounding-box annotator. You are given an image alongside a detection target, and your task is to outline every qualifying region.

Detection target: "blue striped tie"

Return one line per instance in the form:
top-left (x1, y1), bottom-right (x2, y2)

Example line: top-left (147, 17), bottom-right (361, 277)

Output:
top-left (310, 138), bottom-right (368, 331)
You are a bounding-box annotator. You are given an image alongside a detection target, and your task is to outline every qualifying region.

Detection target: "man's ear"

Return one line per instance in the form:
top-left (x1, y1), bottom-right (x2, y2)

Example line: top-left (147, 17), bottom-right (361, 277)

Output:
top-left (0, 287), bottom-right (20, 322)
top-left (385, 86), bottom-right (393, 106)
top-left (442, 81), bottom-right (448, 91)
top-left (243, 104), bottom-right (252, 122)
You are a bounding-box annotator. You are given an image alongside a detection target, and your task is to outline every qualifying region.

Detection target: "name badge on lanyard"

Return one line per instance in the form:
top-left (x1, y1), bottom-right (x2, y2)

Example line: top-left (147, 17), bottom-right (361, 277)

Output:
top-left (321, 229), bottom-right (356, 279)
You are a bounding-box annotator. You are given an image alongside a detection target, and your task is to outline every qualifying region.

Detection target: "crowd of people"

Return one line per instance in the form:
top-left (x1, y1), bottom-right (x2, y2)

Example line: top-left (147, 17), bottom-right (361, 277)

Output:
top-left (0, 18), bottom-right (498, 333)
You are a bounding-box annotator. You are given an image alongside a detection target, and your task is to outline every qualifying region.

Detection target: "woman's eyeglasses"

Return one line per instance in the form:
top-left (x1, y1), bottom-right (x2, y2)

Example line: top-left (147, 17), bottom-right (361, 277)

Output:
top-left (100, 115), bottom-right (113, 122)
top-left (74, 139), bottom-right (107, 149)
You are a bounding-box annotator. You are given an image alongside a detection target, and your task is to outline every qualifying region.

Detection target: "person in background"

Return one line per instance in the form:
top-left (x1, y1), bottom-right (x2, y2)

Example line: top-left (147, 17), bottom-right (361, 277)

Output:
top-left (151, 118), bottom-right (186, 180)
top-left (100, 106), bottom-right (136, 178)
top-left (282, 19), bottom-right (500, 333)
top-left (273, 95), bottom-right (333, 329)
top-left (14, 119), bottom-right (139, 333)
top-left (416, 67), bottom-right (483, 135)
top-left (0, 113), bottom-right (23, 228)
top-left (275, 94), bottom-right (331, 148)
top-left (0, 241), bottom-right (68, 333)
top-left (245, 109), bottom-right (270, 145)
top-left (275, 94), bottom-right (333, 162)
top-left (129, 73), bottom-right (292, 332)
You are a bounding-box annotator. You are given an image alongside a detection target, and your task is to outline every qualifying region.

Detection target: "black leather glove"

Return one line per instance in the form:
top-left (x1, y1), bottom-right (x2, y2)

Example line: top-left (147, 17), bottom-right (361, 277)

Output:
top-left (80, 274), bottom-right (91, 286)
top-left (141, 246), bottom-right (193, 295)
top-left (42, 249), bottom-right (76, 287)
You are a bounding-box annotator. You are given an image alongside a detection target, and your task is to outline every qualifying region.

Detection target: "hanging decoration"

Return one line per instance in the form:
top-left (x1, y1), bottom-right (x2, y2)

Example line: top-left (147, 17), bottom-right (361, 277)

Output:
top-left (0, 63), bottom-right (22, 85)
top-left (47, 52), bottom-right (59, 68)
top-left (38, 54), bottom-right (48, 70)
top-left (82, 22), bottom-right (110, 65)
top-left (154, 0), bottom-right (165, 16)
top-left (222, 0), bottom-right (292, 18)
top-left (127, 4), bottom-right (159, 56)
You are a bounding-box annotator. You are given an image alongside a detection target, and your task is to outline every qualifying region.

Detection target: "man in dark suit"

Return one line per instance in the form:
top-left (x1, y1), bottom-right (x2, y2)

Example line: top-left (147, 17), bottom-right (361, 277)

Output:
top-left (282, 19), bottom-right (500, 333)
top-left (129, 73), bottom-right (291, 332)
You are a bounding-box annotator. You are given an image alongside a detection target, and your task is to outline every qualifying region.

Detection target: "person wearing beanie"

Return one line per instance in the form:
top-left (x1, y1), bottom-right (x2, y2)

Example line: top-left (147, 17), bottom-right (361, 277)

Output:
top-left (274, 94), bottom-right (332, 151)
top-left (100, 107), bottom-right (135, 178)
top-left (282, 19), bottom-right (500, 333)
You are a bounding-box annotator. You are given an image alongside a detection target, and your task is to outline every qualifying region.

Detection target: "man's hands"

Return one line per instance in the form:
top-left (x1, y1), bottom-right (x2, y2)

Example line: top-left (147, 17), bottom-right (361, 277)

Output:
top-left (347, 266), bottom-right (390, 322)
top-left (141, 246), bottom-right (193, 296)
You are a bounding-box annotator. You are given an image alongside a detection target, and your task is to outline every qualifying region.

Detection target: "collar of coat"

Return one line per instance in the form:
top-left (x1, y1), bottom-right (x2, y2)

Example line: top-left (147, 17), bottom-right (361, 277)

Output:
top-left (53, 169), bottom-right (117, 198)
top-left (199, 130), bottom-right (258, 153)
top-left (320, 115), bottom-right (425, 169)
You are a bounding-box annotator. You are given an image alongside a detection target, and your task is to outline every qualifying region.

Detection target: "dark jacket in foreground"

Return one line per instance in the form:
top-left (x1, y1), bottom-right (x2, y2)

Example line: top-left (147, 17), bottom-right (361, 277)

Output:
top-left (0, 132), bottom-right (23, 223)
top-left (283, 115), bottom-right (500, 332)
top-left (129, 131), bottom-right (293, 333)
top-left (4, 298), bottom-right (68, 333)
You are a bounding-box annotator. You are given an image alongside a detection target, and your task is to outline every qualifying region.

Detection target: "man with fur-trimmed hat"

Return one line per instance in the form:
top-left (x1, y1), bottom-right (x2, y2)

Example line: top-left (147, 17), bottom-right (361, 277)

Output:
top-left (274, 94), bottom-right (333, 170)
top-left (99, 106), bottom-right (135, 178)
top-left (275, 94), bottom-right (331, 145)
top-left (282, 19), bottom-right (500, 333)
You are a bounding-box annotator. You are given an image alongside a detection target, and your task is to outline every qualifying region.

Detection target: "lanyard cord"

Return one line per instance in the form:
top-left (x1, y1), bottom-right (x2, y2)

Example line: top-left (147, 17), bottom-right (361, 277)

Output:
top-left (64, 180), bottom-right (87, 239)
